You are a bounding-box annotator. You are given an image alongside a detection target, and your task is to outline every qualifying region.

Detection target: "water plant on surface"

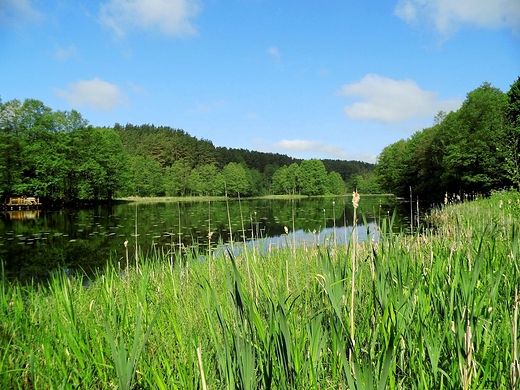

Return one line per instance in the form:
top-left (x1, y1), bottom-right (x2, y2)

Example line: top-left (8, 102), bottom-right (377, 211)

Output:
top-left (0, 190), bottom-right (519, 388)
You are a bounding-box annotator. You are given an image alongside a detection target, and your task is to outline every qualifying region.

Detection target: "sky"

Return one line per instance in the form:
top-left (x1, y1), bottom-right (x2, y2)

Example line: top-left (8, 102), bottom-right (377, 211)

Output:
top-left (1, 0), bottom-right (519, 163)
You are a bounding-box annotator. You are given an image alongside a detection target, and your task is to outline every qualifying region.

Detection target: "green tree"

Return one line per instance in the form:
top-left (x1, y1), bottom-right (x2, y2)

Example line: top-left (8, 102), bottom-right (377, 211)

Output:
top-left (271, 163), bottom-right (300, 195)
top-left (165, 158), bottom-right (191, 196)
top-left (374, 140), bottom-right (408, 196)
top-left (0, 100), bottom-right (25, 197)
top-left (1, 99), bottom-right (74, 201)
top-left (298, 159), bottom-right (328, 196)
top-left (505, 76), bottom-right (520, 189)
top-left (195, 164), bottom-right (224, 196)
top-left (327, 171), bottom-right (345, 194)
top-left (66, 127), bottom-right (130, 201)
top-left (90, 128), bottom-right (131, 199)
top-left (223, 162), bottom-right (249, 196)
top-left (440, 83), bottom-right (508, 194)
top-left (131, 156), bottom-right (164, 197)
top-left (247, 168), bottom-right (263, 196)
top-left (188, 168), bottom-right (203, 196)
top-left (262, 164), bottom-right (279, 194)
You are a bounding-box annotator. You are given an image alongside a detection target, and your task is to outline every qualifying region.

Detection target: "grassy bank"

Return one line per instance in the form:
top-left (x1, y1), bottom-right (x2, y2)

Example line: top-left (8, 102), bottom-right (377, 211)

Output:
top-left (119, 194), bottom-right (311, 203)
top-left (1, 191), bottom-right (518, 388)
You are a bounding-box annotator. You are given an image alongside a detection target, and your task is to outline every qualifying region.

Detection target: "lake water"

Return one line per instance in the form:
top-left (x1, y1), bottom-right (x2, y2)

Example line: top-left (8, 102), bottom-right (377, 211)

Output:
top-left (0, 196), bottom-right (409, 281)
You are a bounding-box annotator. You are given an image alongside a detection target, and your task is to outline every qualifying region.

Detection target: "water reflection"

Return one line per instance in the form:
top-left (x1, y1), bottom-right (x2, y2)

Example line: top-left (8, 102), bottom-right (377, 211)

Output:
top-left (2, 210), bottom-right (41, 220)
top-left (0, 196), bottom-right (407, 281)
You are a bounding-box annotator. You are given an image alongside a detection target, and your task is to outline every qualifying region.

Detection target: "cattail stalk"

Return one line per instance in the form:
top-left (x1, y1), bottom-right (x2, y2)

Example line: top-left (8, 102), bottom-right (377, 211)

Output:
top-left (512, 285), bottom-right (519, 390)
top-left (135, 203), bottom-right (139, 273)
top-left (197, 346), bottom-right (207, 390)
top-left (350, 191), bottom-right (360, 354)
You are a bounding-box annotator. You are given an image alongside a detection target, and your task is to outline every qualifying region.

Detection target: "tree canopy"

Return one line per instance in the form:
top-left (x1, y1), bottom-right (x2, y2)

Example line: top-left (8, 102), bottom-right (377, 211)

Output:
top-left (373, 78), bottom-right (520, 201)
top-left (0, 99), bottom-right (375, 203)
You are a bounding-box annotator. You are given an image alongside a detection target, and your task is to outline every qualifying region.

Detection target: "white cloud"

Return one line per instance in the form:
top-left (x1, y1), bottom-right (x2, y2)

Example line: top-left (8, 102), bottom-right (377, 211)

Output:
top-left (395, 0), bottom-right (520, 36)
top-left (127, 81), bottom-right (147, 94)
top-left (54, 45), bottom-right (79, 61)
top-left (271, 139), bottom-right (350, 160)
top-left (99, 0), bottom-right (201, 38)
top-left (267, 46), bottom-right (281, 61)
top-left (339, 74), bottom-right (461, 123)
top-left (187, 99), bottom-right (226, 114)
top-left (55, 78), bottom-right (127, 111)
top-left (0, 0), bottom-right (43, 26)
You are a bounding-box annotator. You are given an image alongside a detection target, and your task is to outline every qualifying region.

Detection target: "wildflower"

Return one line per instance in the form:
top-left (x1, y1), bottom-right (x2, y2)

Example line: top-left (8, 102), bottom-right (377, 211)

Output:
top-left (284, 226), bottom-right (289, 235)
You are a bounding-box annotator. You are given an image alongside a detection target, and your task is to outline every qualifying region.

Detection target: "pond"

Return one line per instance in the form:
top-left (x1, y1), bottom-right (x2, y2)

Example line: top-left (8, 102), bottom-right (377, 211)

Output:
top-left (0, 195), bottom-right (410, 281)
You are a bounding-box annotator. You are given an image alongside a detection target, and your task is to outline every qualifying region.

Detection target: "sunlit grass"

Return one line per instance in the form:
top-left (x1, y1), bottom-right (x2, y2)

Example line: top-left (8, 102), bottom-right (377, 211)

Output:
top-left (119, 195), bottom-right (228, 203)
top-left (1, 190), bottom-right (518, 388)
top-left (119, 194), bottom-right (314, 203)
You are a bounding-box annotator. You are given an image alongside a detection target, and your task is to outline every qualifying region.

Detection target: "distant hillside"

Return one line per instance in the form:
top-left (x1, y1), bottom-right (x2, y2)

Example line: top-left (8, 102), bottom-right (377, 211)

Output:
top-left (0, 98), bottom-right (377, 202)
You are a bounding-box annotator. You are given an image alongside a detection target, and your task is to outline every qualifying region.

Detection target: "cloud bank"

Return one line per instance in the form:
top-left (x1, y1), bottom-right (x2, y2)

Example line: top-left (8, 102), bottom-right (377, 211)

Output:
top-left (339, 74), bottom-right (461, 123)
top-left (0, 0), bottom-right (43, 26)
top-left (271, 139), bottom-right (350, 160)
top-left (394, 0), bottom-right (520, 36)
top-left (99, 0), bottom-right (201, 38)
top-left (54, 45), bottom-right (79, 61)
top-left (55, 78), bottom-right (127, 111)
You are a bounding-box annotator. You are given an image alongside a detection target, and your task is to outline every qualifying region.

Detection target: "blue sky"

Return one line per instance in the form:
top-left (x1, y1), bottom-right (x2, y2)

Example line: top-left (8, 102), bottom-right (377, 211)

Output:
top-left (1, 0), bottom-right (519, 163)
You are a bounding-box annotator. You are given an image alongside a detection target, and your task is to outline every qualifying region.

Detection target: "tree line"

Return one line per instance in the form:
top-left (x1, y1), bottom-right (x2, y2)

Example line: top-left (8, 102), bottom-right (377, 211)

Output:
top-left (373, 77), bottom-right (520, 202)
top-left (0, 99), bottom-right (374, 203)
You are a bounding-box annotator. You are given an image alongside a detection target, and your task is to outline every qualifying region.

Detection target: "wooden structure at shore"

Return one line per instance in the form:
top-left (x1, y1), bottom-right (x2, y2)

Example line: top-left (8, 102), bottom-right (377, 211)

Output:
top-left (2, 197), bottom-right (42, 210)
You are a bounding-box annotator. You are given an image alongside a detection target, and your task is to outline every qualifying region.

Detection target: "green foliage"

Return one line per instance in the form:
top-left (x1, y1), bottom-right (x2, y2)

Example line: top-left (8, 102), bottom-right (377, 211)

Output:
top-left (298, 159), bottom-right (328, 196)
top-left (0, 98), bottom-right (365, 201)
top-left (347, 172), bottom-right (382, 194)
top-left (2, 191), bottom-right (518, 388)
top-left (327, 171), bottom-right (346, 194)
top-left (165, 158), bottom-right (192, 196)
top-left (113, 123), bottom-right (364, 197)
top-left (195, 164), bottom-right (225, 196)
top-left (374, 140), bottom-right (408, 195)
top-left (322, 159), bottom-right (374, 182)
top-left (0, 99), bottom-right (130, 202)
top-left (505, 77), bottom-right (520, 189)
top-left (131, 156), bottom-right (165, 197)
top-left (223, 162), bottom-right (250, 196)
top-left (271, 163), bottom-right (299, 195)
top-left (442, 83), bottom-right (508, 193)
top-left (374, 79), bottom-right (519, 200)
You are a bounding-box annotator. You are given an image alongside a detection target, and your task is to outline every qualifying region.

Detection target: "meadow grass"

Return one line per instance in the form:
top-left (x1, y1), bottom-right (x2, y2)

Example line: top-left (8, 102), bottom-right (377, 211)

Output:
top-left (1, 190), bottom-right (519, 388)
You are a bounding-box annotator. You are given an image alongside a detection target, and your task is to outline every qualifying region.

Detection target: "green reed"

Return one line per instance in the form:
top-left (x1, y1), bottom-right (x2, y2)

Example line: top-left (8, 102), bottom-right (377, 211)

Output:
top-left (1, 190), bottom-right (519, 388)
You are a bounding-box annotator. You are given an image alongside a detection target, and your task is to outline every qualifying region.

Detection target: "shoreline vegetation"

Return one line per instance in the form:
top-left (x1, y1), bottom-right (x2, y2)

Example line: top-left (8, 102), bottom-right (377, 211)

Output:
top-left (119, 194), bottom-right (306, 203)
top-left (118, 193), bottom-right (395, 204)
top-left (1, 190), bottom-right (519, 388)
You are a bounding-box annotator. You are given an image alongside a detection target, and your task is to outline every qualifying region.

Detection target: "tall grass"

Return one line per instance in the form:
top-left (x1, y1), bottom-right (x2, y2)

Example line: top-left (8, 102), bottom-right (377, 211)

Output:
top-left (1, 190), bottom-right (518, 388)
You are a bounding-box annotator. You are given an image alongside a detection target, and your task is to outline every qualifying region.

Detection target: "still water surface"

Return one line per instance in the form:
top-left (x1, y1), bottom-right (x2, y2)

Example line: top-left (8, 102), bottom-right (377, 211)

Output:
top-left (0, 196), bottom-right (408, 280)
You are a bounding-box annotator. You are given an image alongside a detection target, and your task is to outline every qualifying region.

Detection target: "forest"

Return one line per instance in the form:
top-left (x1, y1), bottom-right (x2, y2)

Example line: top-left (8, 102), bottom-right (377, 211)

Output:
top-left (375, 76), bottom-right (520, 202)
top-left (0, 99), bottom-right (373, 203)
top-left (2, 76), bottom-right (517, 203)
